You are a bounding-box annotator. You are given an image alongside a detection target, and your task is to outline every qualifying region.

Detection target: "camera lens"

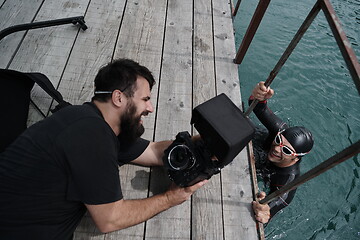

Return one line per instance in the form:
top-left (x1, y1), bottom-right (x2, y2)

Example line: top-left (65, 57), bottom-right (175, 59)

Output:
top-left (168, 145), bottom-right (195, 170)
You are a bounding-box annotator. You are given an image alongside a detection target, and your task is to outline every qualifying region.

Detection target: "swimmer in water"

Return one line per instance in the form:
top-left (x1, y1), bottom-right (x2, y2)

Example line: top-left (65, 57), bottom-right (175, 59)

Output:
top-left (251, 81), bottom-right (314, 224)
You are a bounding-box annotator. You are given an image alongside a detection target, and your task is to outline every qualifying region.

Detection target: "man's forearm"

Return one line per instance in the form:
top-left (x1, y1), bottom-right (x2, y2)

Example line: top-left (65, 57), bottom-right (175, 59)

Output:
top-left (86, 180), bottom-right (207, 233)
top-left (111, 193), bottom-right (173, 232)
top-left (87, 193), bottom-right (172, 233)
top-left (132, 140), bottom-right (172, 166)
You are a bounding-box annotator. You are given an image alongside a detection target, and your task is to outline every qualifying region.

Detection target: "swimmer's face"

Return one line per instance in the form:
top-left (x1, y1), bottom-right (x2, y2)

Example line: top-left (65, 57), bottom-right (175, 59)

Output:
top-left (268, 134), bottom-right (299, 167)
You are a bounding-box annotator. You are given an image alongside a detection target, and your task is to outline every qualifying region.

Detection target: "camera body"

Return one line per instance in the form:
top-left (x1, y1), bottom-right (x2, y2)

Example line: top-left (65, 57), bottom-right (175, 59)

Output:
top-left (163, 93), bottom-right (255, 187)
top-left (163, 131), bottom-right (221, 187)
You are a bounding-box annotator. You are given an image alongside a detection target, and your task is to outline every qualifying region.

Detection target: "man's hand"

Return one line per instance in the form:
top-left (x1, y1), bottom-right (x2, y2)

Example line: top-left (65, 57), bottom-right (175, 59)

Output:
top-left (86, 180), bottom-right (208, 233)
top-left (251, 81), bottom-right (274, 101)
top-left (165, 180), bottom-right (208, 206)
top-left (252, 191), bottom-right (271, 224)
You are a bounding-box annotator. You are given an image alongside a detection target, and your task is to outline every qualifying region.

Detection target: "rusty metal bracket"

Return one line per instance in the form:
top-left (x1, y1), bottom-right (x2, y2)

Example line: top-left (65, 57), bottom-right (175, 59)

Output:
top-left (320, 0), bottom-right (360, 93)
top-left (234, 0), bottom-right (271, 65)
top-left (244, 1), bottom-right (322, 116)
top-left (243, 0), bottom-right (360, 116)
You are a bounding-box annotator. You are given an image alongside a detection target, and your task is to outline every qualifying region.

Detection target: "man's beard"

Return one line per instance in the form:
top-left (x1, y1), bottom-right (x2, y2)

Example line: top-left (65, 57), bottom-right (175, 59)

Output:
top-left (118, 100), bottom-right (146, 143)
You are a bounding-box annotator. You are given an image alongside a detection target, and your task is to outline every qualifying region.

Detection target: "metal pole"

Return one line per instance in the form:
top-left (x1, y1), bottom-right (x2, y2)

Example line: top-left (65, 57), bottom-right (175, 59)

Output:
top-left (232, 0), bottom-right (242, 17)
top-left (259, 140), bottom-right (360, 204)
top-left (247, 142), bottom-right (265, 240)
top-left (320, 0), bottom-right (360, 94)
top-left (0, 16), bottom-right (87, 41)
top-left (234, 0), bottom-right (271, 64)
top-left (244, 1), bottom-right (322, 116)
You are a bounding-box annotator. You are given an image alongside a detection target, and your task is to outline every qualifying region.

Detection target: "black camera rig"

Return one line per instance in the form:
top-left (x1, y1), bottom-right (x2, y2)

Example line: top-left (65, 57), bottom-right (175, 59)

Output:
top-left (163, 93), bottom-right (255, 187)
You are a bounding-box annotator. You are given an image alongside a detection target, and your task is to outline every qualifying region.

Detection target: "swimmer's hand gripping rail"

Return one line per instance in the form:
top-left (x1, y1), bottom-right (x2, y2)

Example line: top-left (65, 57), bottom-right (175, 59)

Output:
top-left (244, 1), bottom-right (322, 117)
top-left (244, 72), bottom-right (274, 117)
top-left (244, 0), bottom-right (360, 117)
top-left (245, 0), bottom-right (320, 117)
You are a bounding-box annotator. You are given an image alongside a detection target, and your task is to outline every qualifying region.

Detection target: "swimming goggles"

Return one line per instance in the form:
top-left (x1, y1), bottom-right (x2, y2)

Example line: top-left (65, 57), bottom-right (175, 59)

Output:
top-left (274, 129), bottom-right (309, 157)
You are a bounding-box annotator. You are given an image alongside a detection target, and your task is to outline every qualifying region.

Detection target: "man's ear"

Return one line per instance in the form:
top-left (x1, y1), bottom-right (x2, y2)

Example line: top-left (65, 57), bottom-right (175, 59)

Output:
top-left (111, 89), bottom-right (123, 107)
top-left (293, 157), bottom-right (300, 162)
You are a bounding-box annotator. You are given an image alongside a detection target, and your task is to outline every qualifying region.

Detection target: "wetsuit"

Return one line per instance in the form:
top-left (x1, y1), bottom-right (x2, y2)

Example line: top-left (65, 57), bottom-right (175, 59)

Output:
top-left (249, 97), bottom-right (300, 219)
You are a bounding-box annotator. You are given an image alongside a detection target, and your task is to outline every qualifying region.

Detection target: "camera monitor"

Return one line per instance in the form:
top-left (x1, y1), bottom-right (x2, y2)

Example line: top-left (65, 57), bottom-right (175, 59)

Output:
top-left (191, 93), bottom-right (255, 167)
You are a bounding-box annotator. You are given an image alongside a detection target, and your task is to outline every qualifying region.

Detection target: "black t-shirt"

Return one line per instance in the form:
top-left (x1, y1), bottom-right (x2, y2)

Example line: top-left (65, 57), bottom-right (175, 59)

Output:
top-left (0, 102), bottom-right (149, 240)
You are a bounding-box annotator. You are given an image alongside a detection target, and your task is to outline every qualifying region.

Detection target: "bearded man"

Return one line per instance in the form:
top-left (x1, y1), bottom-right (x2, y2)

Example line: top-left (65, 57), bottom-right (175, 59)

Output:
top-left (0, 59), bottom-right (206, 239)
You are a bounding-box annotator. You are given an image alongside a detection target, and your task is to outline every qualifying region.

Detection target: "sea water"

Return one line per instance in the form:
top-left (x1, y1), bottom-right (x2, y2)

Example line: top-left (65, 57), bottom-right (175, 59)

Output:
top-left (234, 0), bottom-right (360, 239)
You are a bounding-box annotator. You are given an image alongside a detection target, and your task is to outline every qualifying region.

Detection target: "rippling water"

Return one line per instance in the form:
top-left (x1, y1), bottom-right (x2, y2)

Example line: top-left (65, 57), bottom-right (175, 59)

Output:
top-left (234, 0), bottom-right (359, 239)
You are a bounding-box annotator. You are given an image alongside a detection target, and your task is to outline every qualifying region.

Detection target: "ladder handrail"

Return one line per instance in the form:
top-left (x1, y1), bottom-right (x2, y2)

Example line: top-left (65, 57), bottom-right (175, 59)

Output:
top-left (260, 140), bottom-right (360, 204)
top-left (235, 0), bottom-right (360, 99)
top-left (235, 0), bottom-right (360, 211)
top-left (244, 0), bottom-right (322, 116)
top-left (242, 0), bottom-right (360, 116)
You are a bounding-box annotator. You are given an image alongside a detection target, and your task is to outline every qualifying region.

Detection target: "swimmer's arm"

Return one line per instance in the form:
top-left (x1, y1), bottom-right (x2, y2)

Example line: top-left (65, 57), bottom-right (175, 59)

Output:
top-left (249, 82), bottom-right (287, 133)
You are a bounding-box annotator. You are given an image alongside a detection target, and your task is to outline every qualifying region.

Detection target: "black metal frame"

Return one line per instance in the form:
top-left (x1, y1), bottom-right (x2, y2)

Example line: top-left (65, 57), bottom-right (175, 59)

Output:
top-left (0, 16), bottom-right (87, 118)
top-left (0, 16), bottom-right (87, 41)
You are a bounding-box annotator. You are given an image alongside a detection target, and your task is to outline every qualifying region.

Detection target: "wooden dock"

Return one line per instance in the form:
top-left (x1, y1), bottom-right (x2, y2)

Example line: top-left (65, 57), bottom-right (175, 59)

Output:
top-left (0, 0), bottom-right (260, 239)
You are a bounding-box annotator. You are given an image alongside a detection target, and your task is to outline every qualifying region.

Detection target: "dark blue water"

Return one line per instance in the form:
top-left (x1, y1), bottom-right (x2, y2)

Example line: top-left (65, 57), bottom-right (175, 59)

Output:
top-left (234, 0), bottom-right (360, 239)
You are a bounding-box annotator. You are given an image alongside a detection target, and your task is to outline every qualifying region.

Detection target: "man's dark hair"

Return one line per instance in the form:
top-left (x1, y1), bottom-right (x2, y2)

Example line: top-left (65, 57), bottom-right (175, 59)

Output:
top-left (92, 58), bottom-right (155, 102)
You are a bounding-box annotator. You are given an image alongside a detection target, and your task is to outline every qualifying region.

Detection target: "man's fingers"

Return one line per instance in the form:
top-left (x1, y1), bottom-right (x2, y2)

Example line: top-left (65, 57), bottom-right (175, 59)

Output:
top-left (256, 203), bottom-right (270, 212)
top-left (252, 193), bottom-right (271, 224)
top-left (254, 82), bottom-right (273, 100)
top-left (187, 180), bottom-right (208, 192)
top-left (252, 201), bottom-right (270, 224)
top-left (252, 201), bottom-right (268, 211)
top-left (257, 191), bottom-right (266, 200)
top-left (258, 81), bottom-right (268, 91)
top-left (255, 213), bottom-right (270, 223)
top-left (269, 89), bottom-right (274, 96)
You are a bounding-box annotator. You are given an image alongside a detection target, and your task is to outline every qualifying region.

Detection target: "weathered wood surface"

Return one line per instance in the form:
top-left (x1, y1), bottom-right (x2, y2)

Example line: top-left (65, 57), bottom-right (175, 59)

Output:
top-left (0, 0), bottom-right (260, 239)
top-left (192, 0), bottom-right (224, 239)
top-left (6, 0), bottom-right (90, 125)
top-left (212, 0), bottom-right (259, 238)
top-left (145, 0), bottom-right (194, 239)
top-left (0, 0), bottom-right (43, 68)
top-left (112, 0), bottom-right (168, 239)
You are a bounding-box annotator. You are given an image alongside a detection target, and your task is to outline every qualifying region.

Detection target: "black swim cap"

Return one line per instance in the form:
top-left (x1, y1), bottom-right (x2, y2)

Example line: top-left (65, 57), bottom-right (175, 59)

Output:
top-left (282, 126), bottom-right (314, 154)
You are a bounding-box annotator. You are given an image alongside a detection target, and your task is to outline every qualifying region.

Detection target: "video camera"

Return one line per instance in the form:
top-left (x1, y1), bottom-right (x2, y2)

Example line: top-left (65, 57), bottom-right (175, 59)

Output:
top-left (163, 93), bottom-right (255, 187)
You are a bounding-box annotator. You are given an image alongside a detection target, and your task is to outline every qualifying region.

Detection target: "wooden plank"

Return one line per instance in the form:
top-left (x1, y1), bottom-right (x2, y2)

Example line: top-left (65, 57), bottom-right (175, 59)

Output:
top-left (145, 0), bottom-right (193, 239)
top-left (212, 0), bottom-right (258, 239)
top-left (56, 0), bottom-right (126, 106)
top-left (8, 0), bottom-right (90, 126)
top-left (114, 0), bottom-right (168, 140)
top-left (0, 0), bottom-right (260, 238)
top-left (54, 0), bottom-right (127, 238)
top-left (221, 150), bottom-right (258, 239)
top-left (0, 0), bottom-right (43, 68)
top-left (108, 0), bottom-right (168, 239)
top-left (191, 0), bottom-right (224, 239)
